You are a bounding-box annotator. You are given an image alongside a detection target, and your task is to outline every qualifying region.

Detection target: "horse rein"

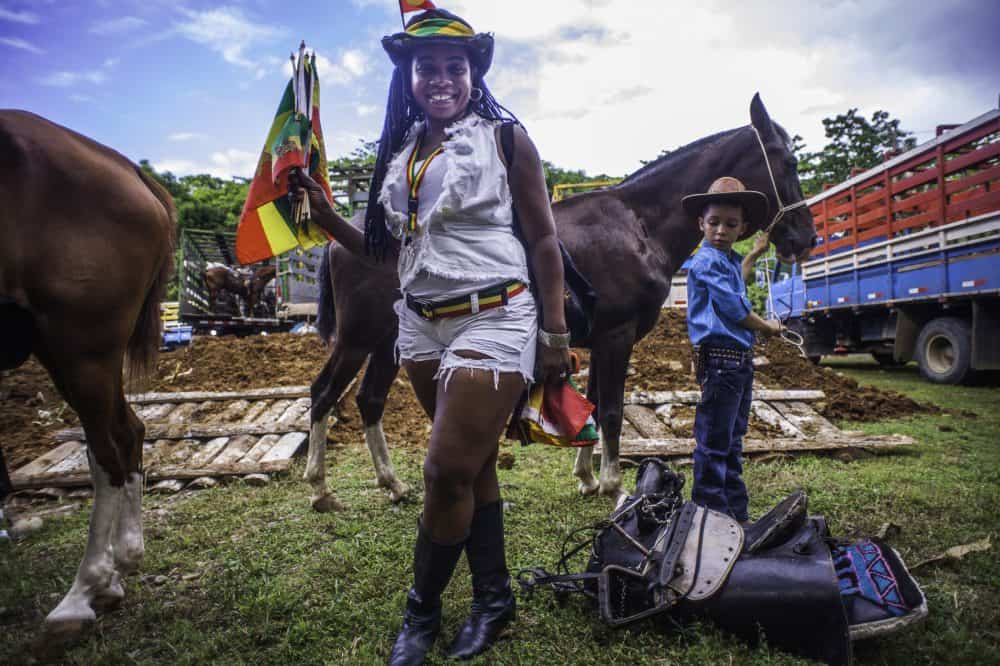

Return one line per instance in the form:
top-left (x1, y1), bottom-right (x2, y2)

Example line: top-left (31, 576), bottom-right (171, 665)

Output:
top-left (750, 124), bottom-right (808, 357)
top-left (750, 125), bottom-right (810, 234)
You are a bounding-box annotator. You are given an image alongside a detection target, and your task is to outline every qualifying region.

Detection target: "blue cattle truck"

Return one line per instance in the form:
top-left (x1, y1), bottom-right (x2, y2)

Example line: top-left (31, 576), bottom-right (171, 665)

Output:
top-left (765, 105), bottom-right (1000, 384)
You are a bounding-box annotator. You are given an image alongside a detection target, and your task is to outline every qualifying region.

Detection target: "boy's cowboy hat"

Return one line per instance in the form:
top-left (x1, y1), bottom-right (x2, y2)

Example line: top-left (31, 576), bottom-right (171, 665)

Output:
top-left (382, 9), bottom-right (494, 75)
top-left (682, 177), bottom-right (769, 227)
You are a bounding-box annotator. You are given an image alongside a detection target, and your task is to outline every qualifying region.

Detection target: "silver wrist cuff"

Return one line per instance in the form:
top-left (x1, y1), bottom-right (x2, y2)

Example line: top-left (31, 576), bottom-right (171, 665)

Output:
top-left (538, 329), bottom-right (571, 349)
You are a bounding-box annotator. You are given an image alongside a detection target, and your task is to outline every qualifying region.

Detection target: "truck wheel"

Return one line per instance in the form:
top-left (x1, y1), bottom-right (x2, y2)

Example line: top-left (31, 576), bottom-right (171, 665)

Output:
top-left (915, 317), bottom-right (972, 384)
top-left (871, 352), bottom-right (905, 367)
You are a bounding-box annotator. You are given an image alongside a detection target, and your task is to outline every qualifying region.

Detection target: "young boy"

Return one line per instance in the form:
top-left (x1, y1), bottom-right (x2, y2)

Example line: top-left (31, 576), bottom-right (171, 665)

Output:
top-left (681, 177), bottom-right (780, 524)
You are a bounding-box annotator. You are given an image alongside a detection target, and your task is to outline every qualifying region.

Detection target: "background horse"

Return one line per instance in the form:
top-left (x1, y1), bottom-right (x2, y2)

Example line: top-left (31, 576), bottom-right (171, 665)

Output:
top-left (0, 110), bottom-right (174, 638)
top-left (303, 94), bottom-right (817, 511)
top-left (203, 264), bottom-right (276, 316)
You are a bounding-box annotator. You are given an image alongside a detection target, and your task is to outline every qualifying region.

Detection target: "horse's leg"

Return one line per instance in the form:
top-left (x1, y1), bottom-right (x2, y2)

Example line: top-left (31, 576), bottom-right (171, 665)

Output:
top-left (108, 395), bottom-right (145, 577)
top-left (357, 334), bottom-right (408, 502)
top-left (305, 341), bottom-right (367, 513)
top-left (593, 324), bottom-right (636, 503)
top-left (573, 359), bottom-right (600, 496)
top-left (40, 355), bottom-right (129, 637)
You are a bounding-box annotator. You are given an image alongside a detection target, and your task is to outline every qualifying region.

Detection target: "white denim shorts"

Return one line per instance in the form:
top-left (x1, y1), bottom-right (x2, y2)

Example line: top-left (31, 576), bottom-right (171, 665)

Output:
top-left (394, 289), bottom-right (537, 389)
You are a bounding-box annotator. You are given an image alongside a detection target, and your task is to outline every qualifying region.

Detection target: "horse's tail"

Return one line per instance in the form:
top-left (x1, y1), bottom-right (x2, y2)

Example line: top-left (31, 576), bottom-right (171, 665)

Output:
top-left (127, 165), bottom-right (177, 386)
top-left (316, 241), bottom-right (336, 344)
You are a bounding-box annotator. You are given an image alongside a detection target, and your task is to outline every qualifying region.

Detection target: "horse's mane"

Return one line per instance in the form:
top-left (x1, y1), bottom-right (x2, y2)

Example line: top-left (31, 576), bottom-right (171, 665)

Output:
top-left (618, 121), bottom-right (792, 187)
top-left (619, 127), bottom-right (742, 186)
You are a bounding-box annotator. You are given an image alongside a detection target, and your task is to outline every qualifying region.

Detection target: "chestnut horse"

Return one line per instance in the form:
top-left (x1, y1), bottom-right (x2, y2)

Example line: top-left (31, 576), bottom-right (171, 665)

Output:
top-left (0, 110), bottom-right (174, 638)
top-left (303, 94), bottom-right (817, 510)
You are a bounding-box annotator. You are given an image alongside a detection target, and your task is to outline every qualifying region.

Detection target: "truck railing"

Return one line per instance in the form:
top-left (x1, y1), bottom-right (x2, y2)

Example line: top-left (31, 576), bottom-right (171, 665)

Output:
top-left (806, 108), bottom-right (1000, 258)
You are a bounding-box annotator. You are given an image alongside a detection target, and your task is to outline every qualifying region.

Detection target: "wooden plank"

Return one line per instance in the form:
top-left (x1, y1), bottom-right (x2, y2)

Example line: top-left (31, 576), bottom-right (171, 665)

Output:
top-left (621, 421), bottom-right (642, 440)
top-left (255, 399), bottom-right (293, 424)
top-left (127, 386), bottom-right (311, 405)
top-left (159, 438), bottom-right (203, 466)
top-left (596, 434), bottom-right (916, 459)
top-left (240, 434), bottom-right (280, 464)
top-left (134, 403), bottom-right (177, 421)
top-left (623, 405), bottom-right (671, 439)
top-left (213, 399), bottom-right (252, 423)
top-left (241, 400), bottom-right (272, 423)
top-left (187, 437), bottom-right (231, 468)
top-left (626, 389), bottom-right (825, 406)
top-left (259, 432), bottom-right (308, 464)
top-left (54, 420), bottom-right (310, 442)
top-left (768, 401), bottom-right (841, 438)
top-left (142, 439), bottom-right (174, 469)
top-left (12, 460), bottom-right (296, 491)
top-left (11, 441), bottom-right (82, 479)
top-left (165, 401), bottom-right (203, 424)
top-left (46, 444), bottom-right (89, 476)
top-left (277, 397), bottom-right (311, 425)
top-left (750, 401), bottom-right (805, 438)
top-left (210, 435), bottom-right (259, 467)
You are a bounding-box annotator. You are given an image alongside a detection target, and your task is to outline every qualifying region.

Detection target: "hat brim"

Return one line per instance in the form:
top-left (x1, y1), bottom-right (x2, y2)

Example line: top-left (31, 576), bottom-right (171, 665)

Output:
top-left (682, 190), bottom-right (770, 228)
top-left (381, 33), bottom-right (494, 76)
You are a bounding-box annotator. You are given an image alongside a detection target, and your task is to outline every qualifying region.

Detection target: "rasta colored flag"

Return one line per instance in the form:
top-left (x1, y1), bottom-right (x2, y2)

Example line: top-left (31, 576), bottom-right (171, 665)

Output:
top-left (400, 0), bottom-right (436, 14)
top-left (236, 44), bottom-right (332, 265)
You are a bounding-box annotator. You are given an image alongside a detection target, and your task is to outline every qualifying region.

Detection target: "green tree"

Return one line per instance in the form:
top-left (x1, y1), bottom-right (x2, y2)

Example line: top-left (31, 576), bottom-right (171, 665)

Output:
top-left (796, 109), bottom-right (916, 197)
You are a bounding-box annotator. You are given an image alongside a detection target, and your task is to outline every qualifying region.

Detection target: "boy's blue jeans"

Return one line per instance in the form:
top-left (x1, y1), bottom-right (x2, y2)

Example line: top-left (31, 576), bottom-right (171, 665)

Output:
top-left (692, 353), bottom-right (753, 522)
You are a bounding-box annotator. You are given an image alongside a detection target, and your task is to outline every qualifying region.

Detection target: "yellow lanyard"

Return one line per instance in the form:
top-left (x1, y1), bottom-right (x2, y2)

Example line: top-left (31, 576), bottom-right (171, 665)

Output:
top-left (406, 133), bottom-right (444, 233)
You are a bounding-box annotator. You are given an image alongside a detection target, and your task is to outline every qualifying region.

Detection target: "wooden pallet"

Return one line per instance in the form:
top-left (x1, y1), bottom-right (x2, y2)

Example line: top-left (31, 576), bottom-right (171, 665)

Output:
top-left (595, 389), bottom-right (916, 460)
top-left (10, 386), bottom-right (322, 492)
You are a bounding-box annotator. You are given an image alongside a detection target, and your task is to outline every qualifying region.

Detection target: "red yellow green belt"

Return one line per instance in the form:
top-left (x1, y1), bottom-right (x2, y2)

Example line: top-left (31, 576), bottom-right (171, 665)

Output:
top-left (405, 280), bottom-right (527, 320)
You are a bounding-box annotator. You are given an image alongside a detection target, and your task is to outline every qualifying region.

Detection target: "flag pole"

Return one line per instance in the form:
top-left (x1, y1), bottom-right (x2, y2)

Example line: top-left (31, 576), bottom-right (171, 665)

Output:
top-left (399, 4), bottom-right (406, 28)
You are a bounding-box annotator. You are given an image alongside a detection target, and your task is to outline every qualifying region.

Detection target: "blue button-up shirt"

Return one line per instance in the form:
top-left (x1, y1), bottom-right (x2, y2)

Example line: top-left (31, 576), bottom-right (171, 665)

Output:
top-left (686, 244), bottom-right (754, 350)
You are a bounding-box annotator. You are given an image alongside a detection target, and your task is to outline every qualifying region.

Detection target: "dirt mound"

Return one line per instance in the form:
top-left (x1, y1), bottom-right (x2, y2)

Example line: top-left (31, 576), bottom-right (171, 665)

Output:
top-left (1, 312), bottom-right (933, 471)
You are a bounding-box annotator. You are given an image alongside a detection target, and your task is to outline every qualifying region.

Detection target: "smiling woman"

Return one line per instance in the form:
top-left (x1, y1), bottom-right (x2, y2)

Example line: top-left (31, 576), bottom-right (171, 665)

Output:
top-left (286, 7), bottom-right (573, 665)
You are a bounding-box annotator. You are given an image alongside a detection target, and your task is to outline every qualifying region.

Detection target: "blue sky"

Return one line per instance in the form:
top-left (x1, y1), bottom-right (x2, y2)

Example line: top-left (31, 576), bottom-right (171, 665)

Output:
top-left (1, 1), bottom-right (997, 180)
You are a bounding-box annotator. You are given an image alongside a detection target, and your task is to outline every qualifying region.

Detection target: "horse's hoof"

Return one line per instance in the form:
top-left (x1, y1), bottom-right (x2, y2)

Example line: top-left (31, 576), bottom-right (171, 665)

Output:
top-left (311, 494), bottom-right (345, 513)
top-left (578, 478), bottom-right (600, 496)
top-left (388, 482), bottom-right (410, 504)
top-left (43, 608), bottom-right (96, 645)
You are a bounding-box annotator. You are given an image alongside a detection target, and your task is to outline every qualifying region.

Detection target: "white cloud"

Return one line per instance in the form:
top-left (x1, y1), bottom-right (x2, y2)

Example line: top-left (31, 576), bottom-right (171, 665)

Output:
top-left (154, 148), bottom-right (259, 179)
top-left (0, 7), bottom-right (39, 24)
top-left (175, 7), bottom-right (285, 70)
top-left (424, 0), bottom-right (996, 176)
top-left (302, 49), bottom-right (371, 85)
top-left (69, 93), bottom-right (93, 103)
top-left (168, 132), bottom-right (207, 142)
top-left (355, 103), bottom-right (377, 117)
top-left (89, 16), bottom-right (146, 35)
top-left (0, 36), bottom-right (43, 53)
top-left (39, 70), bottom-right (108, 87)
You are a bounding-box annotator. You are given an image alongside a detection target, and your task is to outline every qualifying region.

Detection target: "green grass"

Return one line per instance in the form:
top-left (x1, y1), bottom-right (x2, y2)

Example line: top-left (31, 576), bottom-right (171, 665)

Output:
top-left (2, 363), bottom-right (998, 665)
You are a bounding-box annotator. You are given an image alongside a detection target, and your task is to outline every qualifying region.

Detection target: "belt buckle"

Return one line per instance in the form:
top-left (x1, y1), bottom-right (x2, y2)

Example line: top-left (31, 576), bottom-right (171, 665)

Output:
top-left (409, 295), bottom-right (435, 320)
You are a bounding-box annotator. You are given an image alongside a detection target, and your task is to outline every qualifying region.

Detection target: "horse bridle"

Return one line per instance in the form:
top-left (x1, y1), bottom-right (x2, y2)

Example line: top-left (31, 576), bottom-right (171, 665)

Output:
top-left (751, 124), bottom-right (809, 357)
top-left (751, 125), bottom-right (810, 234)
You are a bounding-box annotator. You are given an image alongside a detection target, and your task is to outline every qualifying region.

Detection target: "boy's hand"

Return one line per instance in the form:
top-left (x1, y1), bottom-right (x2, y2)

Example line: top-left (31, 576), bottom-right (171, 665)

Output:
top-left (750, 231), bottom-right (771, 257)
top-left (762, 319), bottom-right (782, 337)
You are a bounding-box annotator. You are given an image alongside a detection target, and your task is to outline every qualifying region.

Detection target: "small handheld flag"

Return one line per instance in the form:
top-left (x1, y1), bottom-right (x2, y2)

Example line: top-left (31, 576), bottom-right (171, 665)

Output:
top-left (399, 0), bottom-right (436, 26)
top-left (236, 42), bottom-right (332, 265)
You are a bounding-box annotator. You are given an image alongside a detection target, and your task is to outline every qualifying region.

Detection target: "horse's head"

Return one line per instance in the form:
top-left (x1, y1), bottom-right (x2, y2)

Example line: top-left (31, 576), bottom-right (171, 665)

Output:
top-left (732, 93), bottom-right (817, 264)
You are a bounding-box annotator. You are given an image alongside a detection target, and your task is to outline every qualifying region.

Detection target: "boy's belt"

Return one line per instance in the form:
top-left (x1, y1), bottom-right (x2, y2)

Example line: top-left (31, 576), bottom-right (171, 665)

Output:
top-left (405, 280), bottom-right (526, 321)
top-left (694, 345), bottom-right (754, 364)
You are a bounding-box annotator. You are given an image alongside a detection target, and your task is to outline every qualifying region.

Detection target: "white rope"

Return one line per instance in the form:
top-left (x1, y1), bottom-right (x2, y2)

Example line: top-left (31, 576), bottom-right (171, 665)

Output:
top-left (751, 125), bottom-right (810, 234)
top-left (762, 256), bottom-right (806, 357)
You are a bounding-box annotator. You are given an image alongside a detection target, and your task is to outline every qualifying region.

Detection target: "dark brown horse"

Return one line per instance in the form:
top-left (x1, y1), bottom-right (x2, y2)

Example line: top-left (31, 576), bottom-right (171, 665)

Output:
top-left (0, 110), bottom-right (175, 638)
top-left (303, 94), bottom-right (817, 510)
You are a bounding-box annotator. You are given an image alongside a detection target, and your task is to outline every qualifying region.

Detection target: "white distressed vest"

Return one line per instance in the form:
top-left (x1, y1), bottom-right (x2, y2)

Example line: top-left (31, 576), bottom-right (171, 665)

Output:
top-left (379, 114), bottom-right (530, 292)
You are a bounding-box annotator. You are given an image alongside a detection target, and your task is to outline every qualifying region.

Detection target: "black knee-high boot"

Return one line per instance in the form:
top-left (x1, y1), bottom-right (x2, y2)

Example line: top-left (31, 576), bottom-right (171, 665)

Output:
top-left (389, 523), bottom-right (466, 666)
top-left (448, 500), bottom-right (516, 660)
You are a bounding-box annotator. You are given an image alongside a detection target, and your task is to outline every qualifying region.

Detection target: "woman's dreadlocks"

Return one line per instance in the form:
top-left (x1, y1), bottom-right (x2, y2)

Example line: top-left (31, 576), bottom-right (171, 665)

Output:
top-left (364, 63), bottom-right (520, 260)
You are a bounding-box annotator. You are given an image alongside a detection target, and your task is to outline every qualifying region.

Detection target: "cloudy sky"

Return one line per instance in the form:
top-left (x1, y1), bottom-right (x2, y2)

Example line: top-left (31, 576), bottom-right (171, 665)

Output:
top-left (1, 0), bottom-right (997, 179)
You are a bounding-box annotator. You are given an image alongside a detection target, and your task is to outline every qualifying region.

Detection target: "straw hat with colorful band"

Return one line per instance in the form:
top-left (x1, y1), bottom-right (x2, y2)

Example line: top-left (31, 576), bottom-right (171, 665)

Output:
top-left (681, 176), bottom-right (769, 228)
top-left (382, 9), bottom-right (494, 75)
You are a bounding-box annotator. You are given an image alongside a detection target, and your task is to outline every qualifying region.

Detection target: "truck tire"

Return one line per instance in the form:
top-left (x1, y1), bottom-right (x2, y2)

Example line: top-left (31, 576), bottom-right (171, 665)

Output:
top-left (915, 317), bottom-right (972, 384)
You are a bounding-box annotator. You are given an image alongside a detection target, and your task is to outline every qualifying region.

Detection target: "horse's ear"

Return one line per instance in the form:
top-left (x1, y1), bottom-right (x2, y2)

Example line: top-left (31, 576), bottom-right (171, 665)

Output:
top-left (750, 92), bottom-right (775, 140)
